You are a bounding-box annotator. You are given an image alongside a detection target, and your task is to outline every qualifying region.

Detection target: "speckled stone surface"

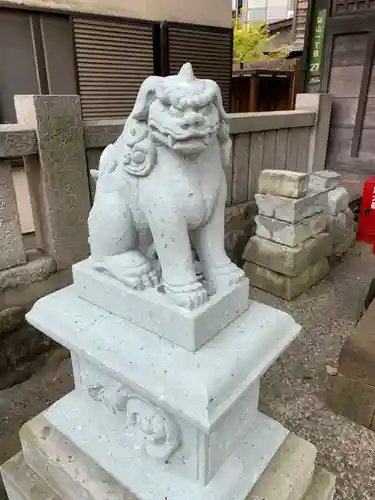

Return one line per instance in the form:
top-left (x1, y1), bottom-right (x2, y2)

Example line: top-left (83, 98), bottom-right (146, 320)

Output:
top-left (254, 242), bottom-right (375, 500)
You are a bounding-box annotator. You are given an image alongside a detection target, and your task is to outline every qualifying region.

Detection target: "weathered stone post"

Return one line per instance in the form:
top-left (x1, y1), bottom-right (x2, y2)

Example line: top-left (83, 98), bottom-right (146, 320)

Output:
top-left (14, 95), bottom-right (91, 270)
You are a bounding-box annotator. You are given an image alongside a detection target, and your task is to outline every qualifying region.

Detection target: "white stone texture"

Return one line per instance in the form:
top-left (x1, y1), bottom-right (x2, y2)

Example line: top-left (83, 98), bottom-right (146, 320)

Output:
top-left (255, 214), bottom-right (327, 248)
top-left (308, 170), bottom-right (341, 193)
top-left (255, 190), bottom-right (329, 224)
top-left (243, 233), bottom-right (333, 277)
top-left (1, 453), bottom-right (61, 500)
top-left (327, 186), bottom-right (349, 216)
top-left (247, 433), bottom-right (317, 500)
top-left (86, 63), bottom-right (245, 311)
top-left (245, 258), bottom-right (330, 300)
top-left (258, 170), bottom-right (308, 199)
top-left (73, 259), bottom-right (250, 351)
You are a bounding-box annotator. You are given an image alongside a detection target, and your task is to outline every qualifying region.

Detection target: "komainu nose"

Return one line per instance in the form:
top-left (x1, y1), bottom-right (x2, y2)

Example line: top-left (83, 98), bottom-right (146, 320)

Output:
top-left (184, 111), bottom-right (204, 127)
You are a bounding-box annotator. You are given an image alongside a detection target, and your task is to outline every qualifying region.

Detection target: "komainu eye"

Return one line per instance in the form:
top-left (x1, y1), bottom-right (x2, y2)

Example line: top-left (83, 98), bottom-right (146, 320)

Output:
top-left (200, 104), bottom-right (212, 115)
top-left (169, 106), bottom-right (184, 117)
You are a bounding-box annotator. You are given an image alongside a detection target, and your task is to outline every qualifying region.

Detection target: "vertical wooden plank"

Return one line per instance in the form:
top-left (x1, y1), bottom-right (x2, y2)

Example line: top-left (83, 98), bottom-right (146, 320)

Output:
top-left (296, 128), bottom-right (311, 173)
top-left (286, 128), bottom-right (299, 171)
top-left (232, 133), bottom-right (250, 204)
top-left (274, 129), bottom-right (288, 170)
top-left (262, 130), bottom-right (277, 170)
top-left (0, 159), bottom-right (26, 270)
top-left (225, 136), bottom-right (235, 205)
top-left (351, 32), bottom-right (375, 157)
top-left (248, 132), bottom-right (264, 200)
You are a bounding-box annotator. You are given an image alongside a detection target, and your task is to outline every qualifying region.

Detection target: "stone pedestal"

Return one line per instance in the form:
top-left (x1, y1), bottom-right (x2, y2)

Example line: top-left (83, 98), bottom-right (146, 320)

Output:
top-left (1, 272), bottom-right (335, 499)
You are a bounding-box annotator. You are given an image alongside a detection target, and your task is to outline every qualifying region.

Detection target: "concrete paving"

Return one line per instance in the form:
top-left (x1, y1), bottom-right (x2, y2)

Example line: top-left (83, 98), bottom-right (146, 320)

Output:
top-left (1, 242), bottom-right (374, 500)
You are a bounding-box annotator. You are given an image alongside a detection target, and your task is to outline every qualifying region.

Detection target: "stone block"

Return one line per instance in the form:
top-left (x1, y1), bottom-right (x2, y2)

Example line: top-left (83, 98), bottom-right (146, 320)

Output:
top-left (334, 232), bottom-right (356, 257)
top-left (328, 373), bottom-right (375, 428)
top-left (247, 433), bottom-right (317, 500)
top-left (0, 160), bottom-right (26, 271)
top-left (308, 170), bottom-right (341, 192)
top-left (243, 233), bottom-right (332, 277)
top-left (73, 259), bottom-right (250, 352)
top-left (303, 467), bottom-right (336, 500)
top-left (255, 190), bottom-right (328, 224)
top-left (258, 170), bottom-right (308, 199)
top-left (0, 306), bottom-right (25, 339)
top-left (1, 453), bottom-right (62, 500)
top-left (245, 258), bottom-right (329, 300)
top-left (338, 298), bottom-right (375, 387)
top-left (327, 186), bottom-right (349, 216)
top-left (255, 213), bottom-right (327, 248)
top-left (326, 209), bottom-right (354, 244)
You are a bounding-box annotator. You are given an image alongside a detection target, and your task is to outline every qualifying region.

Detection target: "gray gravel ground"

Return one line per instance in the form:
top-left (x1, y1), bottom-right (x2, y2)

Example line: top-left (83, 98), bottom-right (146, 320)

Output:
top-left (1, 243), bottom-right (375, 499)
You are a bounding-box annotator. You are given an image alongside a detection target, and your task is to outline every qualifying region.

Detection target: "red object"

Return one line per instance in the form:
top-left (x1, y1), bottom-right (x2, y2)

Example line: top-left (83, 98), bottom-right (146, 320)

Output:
top-left (357, 176), bottom-right (375, 244)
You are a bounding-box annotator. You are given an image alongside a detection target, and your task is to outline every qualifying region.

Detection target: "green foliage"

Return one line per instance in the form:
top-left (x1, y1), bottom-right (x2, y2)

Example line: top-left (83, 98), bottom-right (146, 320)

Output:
top-left (233, 18), bottom-right (290, 63)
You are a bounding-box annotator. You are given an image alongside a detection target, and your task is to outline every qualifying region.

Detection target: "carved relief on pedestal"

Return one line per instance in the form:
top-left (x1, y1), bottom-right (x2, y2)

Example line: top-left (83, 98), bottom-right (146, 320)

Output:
top-left (80, 359), bottom-right (180, 461)
top-left (88, 62), bottom-right (245, 311)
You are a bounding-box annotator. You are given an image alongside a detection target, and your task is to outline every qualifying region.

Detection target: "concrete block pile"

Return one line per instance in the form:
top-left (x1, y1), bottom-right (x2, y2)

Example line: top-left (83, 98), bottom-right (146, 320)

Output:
top-left (309, 171), bottom-right (356, 258)
top-left (243, 170), bottom-right (332, 300)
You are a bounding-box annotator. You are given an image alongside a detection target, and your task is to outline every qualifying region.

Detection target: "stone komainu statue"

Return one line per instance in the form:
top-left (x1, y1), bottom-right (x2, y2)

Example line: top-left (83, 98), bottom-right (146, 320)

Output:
top-left (89, 63), bottom-right (245, 310)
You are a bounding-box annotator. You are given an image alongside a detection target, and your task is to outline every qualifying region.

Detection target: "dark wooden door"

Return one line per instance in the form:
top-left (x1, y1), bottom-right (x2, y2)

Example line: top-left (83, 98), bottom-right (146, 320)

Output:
top-left (321, 9), bottom-right (375, 190)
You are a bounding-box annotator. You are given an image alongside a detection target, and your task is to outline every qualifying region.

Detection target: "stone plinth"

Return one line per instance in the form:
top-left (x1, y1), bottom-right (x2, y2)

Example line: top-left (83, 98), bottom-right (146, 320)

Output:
top-left (73, 260), bottom-right (250, 351)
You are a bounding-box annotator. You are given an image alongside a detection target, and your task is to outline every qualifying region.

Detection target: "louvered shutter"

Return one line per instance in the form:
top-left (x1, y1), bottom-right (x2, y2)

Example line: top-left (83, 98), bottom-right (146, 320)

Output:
top-left (165, 24), bottom-right (233, 111)
top-left (73, 17), bottom-right (155, 120)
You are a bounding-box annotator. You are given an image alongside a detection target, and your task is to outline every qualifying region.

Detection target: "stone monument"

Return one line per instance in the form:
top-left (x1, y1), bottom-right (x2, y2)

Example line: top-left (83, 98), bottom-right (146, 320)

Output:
top-left (1, 64), bottom-right (335, 499)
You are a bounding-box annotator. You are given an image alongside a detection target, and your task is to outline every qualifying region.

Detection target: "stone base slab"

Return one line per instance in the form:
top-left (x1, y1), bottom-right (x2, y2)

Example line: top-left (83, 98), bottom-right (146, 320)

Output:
top-left (245, 258), bottom-right (329, 300)
top-left (18, 392), bottom-right (289, 500)
top-left (73, 259), bottom-right (250, 351)
top-left (1, 436), bottom-right (335, 500)
top-left (243, 233), bottom-right (332, 277)
top-left (255, 214), bottom-right (327, 248)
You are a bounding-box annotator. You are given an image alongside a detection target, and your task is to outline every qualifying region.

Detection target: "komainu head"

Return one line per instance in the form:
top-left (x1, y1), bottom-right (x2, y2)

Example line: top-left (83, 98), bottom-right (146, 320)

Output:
top-left (117, 63), bottom-right (231, 176)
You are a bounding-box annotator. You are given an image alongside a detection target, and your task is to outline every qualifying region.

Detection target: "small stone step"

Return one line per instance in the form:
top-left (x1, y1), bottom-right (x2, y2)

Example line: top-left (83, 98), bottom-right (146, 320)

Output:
top-left (246, 433), bottom-right (317, 500)
top-left (303, 467), bottom-right (336, 500)
top-left (1, 452), bottom-right (61, 500)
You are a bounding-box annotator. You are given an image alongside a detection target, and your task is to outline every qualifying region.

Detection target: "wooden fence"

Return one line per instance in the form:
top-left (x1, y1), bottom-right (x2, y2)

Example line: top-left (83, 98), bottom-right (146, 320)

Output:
top-left (0, 93), bottom-right (331, 280)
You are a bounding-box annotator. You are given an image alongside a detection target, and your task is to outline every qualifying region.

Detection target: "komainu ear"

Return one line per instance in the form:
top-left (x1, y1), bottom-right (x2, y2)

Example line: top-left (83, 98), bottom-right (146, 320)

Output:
top-left (132, 76), bottom-right (163, 121)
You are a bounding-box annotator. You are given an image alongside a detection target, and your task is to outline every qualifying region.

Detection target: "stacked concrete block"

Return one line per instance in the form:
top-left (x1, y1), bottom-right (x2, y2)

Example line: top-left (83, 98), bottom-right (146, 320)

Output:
top-left (243, 170), bottom-right (332, 300)
top-left (308, 171), bottom-right (356, 258)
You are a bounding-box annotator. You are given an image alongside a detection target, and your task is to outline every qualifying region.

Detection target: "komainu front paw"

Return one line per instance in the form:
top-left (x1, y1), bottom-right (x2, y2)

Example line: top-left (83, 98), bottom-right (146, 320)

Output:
top-left (102, 251), bottom-right (161, 290)
top-left (206, 262), bottom-right (245, 294)
top-left (163, 280), bottom-right (208, 310)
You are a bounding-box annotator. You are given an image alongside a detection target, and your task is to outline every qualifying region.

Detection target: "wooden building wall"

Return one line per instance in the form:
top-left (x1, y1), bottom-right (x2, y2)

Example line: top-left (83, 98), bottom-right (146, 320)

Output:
top-left (319, 4), bottom-right (375, 195)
